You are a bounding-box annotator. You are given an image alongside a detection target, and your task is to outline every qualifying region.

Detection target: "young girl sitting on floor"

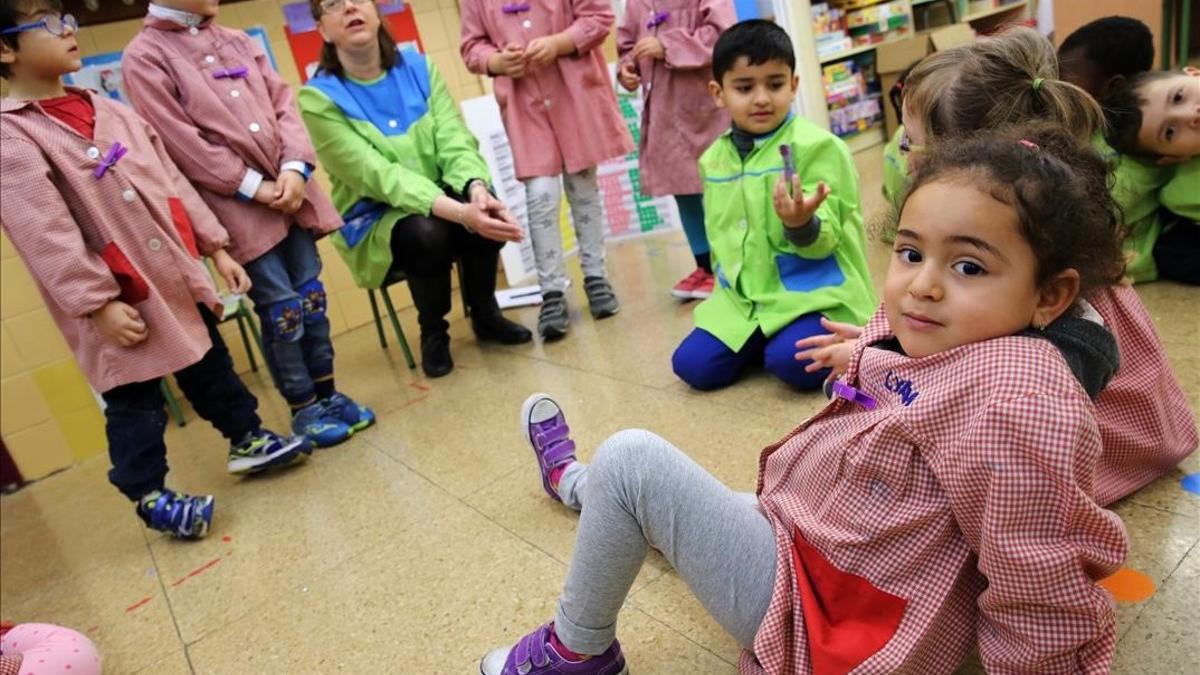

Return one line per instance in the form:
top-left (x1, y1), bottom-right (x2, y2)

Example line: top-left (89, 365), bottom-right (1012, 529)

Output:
top-left (482, 123), bottom-right (1130, 674)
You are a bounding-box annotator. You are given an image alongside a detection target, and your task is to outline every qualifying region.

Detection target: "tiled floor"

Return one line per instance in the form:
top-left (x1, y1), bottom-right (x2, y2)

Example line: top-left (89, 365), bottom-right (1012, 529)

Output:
top-left (2, 147), bottom-right (1197, 674)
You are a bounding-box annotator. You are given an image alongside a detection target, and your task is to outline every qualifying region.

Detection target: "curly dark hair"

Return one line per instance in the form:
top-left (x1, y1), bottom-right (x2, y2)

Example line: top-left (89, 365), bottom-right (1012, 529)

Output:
top-left (1058, 16), bottom-right (1154, 86)
top-left (904, 123), bottom-right (1127, 294)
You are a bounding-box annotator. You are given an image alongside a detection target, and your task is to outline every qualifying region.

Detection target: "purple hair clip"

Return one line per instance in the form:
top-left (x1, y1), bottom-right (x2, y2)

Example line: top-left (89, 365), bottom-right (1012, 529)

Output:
top-left (93, 142), bottom-right (127, 179)
top-left (501, 2), bottom-right (530, 14)
top-left (646, 10), bottom-right (669, 28)
top-left (831, 381), bottom-right (877, 410)
top-left (212, 65), bottom-right (249, 79)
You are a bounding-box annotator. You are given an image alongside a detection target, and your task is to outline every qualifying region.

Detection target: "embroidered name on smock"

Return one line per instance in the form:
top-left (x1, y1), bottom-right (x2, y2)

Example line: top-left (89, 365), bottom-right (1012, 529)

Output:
top-left (883, 371), bottom-right (919, 406)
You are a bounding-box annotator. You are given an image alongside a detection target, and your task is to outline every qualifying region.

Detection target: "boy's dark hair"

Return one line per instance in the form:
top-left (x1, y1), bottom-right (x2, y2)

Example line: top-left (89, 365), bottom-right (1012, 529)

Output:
top-left (1058, 16), bottom-right (1154, 81)
top-left (905, 122), bottom-right (1127, 294)
top-left (308, 0), bottom-right (398, 78)
top-left (1102, 70), bottom-right (1177, 156)
top-left (0, 0), bottom-right (63, 79)
top-left (712, 19), bottom-right (794, 83)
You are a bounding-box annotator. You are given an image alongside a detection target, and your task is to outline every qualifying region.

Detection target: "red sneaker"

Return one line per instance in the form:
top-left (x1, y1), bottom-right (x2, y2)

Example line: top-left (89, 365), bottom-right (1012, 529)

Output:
top-left (670, 268), bottom-right (708, 300)
top-left (690, 270), bottom-right (715, 299)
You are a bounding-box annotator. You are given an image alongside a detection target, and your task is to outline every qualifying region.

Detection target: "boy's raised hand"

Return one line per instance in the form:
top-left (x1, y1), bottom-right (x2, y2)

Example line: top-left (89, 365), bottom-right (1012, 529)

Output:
top-left (773, 175), bottom-right (830, 229)
top-left (271, 170), bottom-right (306, 214)
top-left (93, 300), bottom-right (148, 347)
top-left (794, 317), bottom-right (863, 376)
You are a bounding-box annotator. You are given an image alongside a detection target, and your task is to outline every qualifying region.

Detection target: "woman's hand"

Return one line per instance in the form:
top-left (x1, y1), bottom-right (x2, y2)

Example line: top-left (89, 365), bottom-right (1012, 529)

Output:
top-left (462, 201), bottom-right (524, 243)
top-left (794, 317), bottom-right (864, 377)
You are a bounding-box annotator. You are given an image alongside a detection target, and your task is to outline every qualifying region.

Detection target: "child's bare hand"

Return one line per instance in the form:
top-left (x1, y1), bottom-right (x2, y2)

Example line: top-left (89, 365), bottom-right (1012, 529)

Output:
top-left (93, 300), bottom-right (148, 347)
top-left (253, 179), bottom-right (277, 205)
top-left (271, 170), bottom-right (306, 214)
top-left (524, 36), bottom-right (562, 67)
top-left (617, 61), bottom-right (641, 91)
top-left (773, 175), bottom-right (830, 228)
top-left (489, 43), bottom-right (526, 78)
top-left (794, 317), bottom-right (864, 376)
top-left (211, 249), bottom-right (251, 294)
top-left (631, 36), bottom-right (665, 61)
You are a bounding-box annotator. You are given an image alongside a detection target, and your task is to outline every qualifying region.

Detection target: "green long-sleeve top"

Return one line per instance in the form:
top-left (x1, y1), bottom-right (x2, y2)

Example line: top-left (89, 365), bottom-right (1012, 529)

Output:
top-left (1096, 136), bottom-right (1173, 283)
top-left (298, 51), bottom-right (491, 289)
top-left (694, 115), bottom-right (877, 351)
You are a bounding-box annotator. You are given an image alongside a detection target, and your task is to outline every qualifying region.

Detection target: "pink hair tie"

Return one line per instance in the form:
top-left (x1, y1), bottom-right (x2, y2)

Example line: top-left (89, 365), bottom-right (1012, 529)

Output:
top-left (1018, 139), bottom-right (1039, 151)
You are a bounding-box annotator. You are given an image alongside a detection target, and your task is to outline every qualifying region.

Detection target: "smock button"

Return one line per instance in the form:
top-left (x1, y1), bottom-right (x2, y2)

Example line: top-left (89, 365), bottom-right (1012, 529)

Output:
top-left (523, 20), bottom-right (532, 28)
top-left (188, 27), bottom-right (198, 35)
top-left (122, 189), bottom-right (136, 202)
top-left (86, 147), bottom-right (100, 159)
top-left (249, 122), bottom-right (261, 133)
top-left (205, 55), bottom-right (215, 64)
top-left (388, 119), bottom-right (398, 128)
top-left (230, 89), bottom-right (240, 98)
top-left (148, 238), bottom-right (162, 251)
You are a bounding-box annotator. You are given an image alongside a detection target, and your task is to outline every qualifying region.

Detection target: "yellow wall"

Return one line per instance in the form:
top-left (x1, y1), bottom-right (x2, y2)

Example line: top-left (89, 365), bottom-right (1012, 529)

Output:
top-left (0, 0), bottom-right (485, 480)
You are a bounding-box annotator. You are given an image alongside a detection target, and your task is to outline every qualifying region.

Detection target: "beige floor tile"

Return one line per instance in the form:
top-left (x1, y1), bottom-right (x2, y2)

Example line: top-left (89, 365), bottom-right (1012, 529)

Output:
top-left (186, 498), bottom-right (568, 673)
top-left (132, 648), bottom-right (194, 675)
top-left (1110, 545), bottom-right (1200, 674)
top-left (1106, 502), bottom-right (1200, 636)
top-left (147, 447), bottom-right (463, 643)
top-left (629, 571), bottom-right (743, 666)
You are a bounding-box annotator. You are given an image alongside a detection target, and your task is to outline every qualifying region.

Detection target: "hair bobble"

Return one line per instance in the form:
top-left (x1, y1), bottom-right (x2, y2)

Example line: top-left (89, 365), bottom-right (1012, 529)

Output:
top-left (1018, 139), bottom-right (1039, 151)
top-left (1031, 77), bottom-right (1044, 93)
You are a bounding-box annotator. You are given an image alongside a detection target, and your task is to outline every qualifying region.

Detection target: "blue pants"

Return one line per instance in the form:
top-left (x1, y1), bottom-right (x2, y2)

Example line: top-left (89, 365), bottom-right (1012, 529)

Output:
top-left (243, 227), bottom-right (334, 406)
top-left (103, 305), bottom-right (261, 500)
top-left (674, 194), bottom-right (708, 257)
top-left (672, 312), bottom-right (830, 391)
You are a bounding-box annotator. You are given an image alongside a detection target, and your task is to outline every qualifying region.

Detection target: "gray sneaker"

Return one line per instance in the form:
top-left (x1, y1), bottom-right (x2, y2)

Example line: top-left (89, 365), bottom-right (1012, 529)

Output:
top-left (538, 291), bottom-right (569, 340)
top-left (583, 276), bottom-right (619, 319)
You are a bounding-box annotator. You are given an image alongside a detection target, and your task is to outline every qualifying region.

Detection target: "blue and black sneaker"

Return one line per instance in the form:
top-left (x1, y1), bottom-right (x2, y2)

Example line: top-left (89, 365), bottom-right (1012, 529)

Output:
top-left (228, 428), bottom-right (312, 475)
top-left (322, 392), bottom-right (376, 432)
top-left (292, 401), bottom-right (353, 447)
top-left (137, 489), bottom-right (214, 540)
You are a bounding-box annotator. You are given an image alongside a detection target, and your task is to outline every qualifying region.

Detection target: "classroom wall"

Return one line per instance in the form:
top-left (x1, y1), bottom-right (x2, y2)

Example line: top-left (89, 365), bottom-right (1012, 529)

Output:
top-left (0, 0), bottom-right (491, 480)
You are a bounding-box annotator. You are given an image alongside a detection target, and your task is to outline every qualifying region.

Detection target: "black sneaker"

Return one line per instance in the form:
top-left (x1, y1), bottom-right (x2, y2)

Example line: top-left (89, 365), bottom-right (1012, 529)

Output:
top-left (583, 276), bottom-right (619, 319)
top-left (421, 331), bottom-right (454, 377)
top-left (538, 292), bottom-right (569, 340)
top-left (473, 313), bottom-right (533, 344)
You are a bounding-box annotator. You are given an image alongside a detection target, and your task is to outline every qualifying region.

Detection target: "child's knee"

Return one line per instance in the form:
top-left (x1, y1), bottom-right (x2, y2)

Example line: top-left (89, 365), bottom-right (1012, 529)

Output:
top-left (672, 343), bottom-right (735, 391)
top-left (592, 429), bottom-right (671, 477)
top-left (261, 297), bottom-right (305, 342)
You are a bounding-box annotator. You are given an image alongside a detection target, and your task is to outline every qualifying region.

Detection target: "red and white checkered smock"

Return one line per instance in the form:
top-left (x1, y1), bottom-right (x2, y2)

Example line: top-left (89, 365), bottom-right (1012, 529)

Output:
top-left (744, 308), bottom-right (1129, 675)
top-left (0, 91), bottom-right (226, 393)
top-left (1088, 285), bottom-right (1197, 506)
top-left (122, 16), bottom-right (341, 264)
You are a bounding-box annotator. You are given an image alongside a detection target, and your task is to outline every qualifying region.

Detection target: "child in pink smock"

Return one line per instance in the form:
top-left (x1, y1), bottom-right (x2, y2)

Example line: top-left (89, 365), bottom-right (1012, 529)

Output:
top-left (122, 0), bottom-right (374, 448)
top-left (476, 125), bottom-right (1131, 675)
top-left (617, 0), bottom-right (734, 300)
top-left (0, 0), bottom-right (309, 540)
top-left (460, 0), bottom-right (634, 339)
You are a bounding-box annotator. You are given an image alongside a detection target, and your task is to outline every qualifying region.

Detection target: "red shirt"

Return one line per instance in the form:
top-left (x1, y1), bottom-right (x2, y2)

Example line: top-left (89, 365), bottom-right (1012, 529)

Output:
top-left (40, 91), bottom-right (95, 139)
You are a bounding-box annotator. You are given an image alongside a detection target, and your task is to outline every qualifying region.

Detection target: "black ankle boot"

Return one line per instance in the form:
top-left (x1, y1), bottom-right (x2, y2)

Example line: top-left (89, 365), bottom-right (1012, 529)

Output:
top-left (460, 248), bottom-right (532, 344)
top-left (420, 331), bottom-right (453, 378)
top-left (406, 273), bottom-right (454, 377)
top-left (473, 313), bottom-right (532, 344)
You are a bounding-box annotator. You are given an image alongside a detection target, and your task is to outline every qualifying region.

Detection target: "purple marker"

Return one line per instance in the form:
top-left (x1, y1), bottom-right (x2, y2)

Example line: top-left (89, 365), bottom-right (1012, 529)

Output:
top-left (647, 10), bottom-right (669, 28)
top-left (501, 2), bottom-right (530, 13)
top-left (780, 144), bottom-right (796, 196)
top-left (93, 142), bottom-right (127, 179)
top-left (831, 381), bottom-right (876, 410)
top-left (212, 65), bottom-right (249, 79)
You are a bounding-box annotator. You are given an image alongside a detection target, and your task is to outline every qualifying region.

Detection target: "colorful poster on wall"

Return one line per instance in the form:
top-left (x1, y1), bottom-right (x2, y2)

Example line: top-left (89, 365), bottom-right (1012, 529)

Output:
top-left (64, 26), bottom-right (277, 103)
top-left (461, 76), bottom-right (681, 286)
top-left (282, 1), bottom-right (422, 83)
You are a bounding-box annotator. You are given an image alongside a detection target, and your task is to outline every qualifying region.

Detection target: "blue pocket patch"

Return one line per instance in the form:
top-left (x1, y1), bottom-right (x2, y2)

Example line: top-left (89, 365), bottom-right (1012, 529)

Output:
top-left (299, 278), bottom-right (327, 322)
top-left (340, 199), bottom-right (388, 248)
top-left (774, 254), bottom-right (845, 292)
top-left (268, 298), bottom-right (305, 342)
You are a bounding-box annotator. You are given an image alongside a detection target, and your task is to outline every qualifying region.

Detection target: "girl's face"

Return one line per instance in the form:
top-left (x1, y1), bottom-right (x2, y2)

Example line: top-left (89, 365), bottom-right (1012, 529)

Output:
top-left (317, 0), bottom-right (380, 52)
top-left (884, 177), bottom-right (1073, 358)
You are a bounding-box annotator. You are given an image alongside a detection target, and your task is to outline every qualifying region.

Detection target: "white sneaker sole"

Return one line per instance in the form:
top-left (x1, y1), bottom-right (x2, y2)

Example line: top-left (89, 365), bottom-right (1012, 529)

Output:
top-left (519, 392), bottom-right (558, 448)
top-left (227, 436), bottom-right (309, 474)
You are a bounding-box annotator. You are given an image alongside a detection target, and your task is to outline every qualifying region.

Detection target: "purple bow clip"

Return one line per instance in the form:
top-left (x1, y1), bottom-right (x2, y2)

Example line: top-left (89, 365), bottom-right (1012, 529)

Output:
top-left (647, 10), bottom-right (669, 28)
top-left (831, 381), bottom-right (877, 410)
top-left (93, 142), bottom-right (127, 179)
top-left (501, 2), bottom-right (530, 14)
top-left (212, 65), bottom-right (249, 79)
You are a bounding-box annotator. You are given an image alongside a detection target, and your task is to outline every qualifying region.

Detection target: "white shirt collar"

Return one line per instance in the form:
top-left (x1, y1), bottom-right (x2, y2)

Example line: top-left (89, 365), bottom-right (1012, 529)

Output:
top-left (148, 3), bottom-right (205, 28)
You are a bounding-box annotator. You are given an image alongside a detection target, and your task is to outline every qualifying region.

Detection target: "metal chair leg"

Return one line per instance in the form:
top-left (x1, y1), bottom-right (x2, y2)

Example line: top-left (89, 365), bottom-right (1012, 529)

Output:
top-left (367, 289), bottom-right (388, 349)
top-left (380, 287), bottom-right (417, 369)
top-left (234, 310), bottom-right (258, 372)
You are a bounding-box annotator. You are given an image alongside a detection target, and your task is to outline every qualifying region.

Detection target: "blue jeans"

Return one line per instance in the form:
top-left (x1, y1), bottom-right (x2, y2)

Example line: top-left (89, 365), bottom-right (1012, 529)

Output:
top-left (672, 312), bottom-right (830, 391)
top-left (243, 227), bottom-right (334, 406)
top-left (103, 305), bottom-right (261, 500)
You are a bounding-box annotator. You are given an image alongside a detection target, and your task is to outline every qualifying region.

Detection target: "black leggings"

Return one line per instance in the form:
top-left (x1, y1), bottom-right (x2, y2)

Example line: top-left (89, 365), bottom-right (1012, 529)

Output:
top-left (1153, 215), bottom-right (1200, 285)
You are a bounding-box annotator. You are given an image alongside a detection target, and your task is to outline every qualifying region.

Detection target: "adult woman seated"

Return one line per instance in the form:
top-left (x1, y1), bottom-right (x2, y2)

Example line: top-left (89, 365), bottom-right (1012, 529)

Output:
top-left (299, 0), bottom-right (531, 378)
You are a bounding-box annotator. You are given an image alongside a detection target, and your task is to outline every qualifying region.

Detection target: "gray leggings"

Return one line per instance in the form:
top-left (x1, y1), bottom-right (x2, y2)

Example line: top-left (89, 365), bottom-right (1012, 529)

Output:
top-left (524, 168), bottom-right (608, 293)
top-left (553, 430), bottom-right (777, 655)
